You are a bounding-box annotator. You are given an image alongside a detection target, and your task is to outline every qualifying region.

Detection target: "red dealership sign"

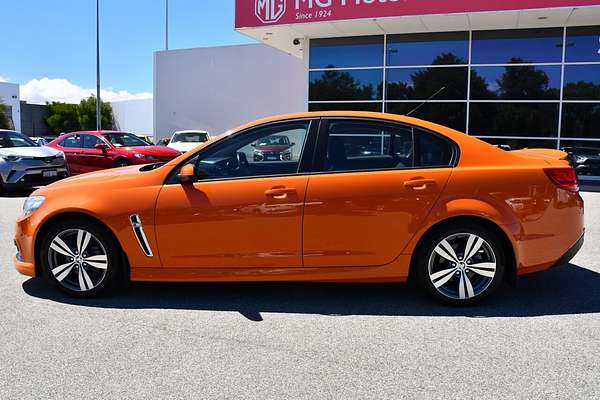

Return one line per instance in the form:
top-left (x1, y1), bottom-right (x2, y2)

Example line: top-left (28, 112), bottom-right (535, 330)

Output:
top-left (236, 0), bottom-right (600, 28)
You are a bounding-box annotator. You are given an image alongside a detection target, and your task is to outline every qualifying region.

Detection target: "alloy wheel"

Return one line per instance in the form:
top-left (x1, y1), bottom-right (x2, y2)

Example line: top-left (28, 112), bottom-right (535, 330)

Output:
top-left (47, 229), bottom-right (109, 292)
top-left (428, 233), bottom-right (497, 300)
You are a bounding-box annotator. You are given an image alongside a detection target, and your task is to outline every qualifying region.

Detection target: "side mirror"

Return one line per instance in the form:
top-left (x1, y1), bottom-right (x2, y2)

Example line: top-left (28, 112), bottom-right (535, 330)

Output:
top-left (95, 143), bottom-right (108, 152)
top-left (250, 143), bottom-right (256, 147)
top-left (178, 163), bottom-right (196, 184)
top-left (290, 142), bottom-right (296, 147)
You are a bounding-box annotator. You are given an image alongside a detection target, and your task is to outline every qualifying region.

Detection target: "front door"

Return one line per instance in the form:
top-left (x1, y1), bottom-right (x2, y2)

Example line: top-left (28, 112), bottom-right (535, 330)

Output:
top-left (303, 118), bottom-right (455, 268)
top-left (80, 134), bottom-right (112, 173)
top-left (154, 119), bottom-right (315, 269)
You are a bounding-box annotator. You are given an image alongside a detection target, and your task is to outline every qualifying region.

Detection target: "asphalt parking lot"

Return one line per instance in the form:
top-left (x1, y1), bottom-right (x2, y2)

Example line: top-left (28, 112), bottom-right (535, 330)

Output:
top-left (1, 192), bottom-right (599, 400)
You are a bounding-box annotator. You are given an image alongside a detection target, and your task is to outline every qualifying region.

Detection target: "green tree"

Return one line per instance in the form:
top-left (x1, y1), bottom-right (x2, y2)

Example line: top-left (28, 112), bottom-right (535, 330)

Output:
top-left (77, 95), bottom-right (114, 131)
top-left (0, 100), bottom-right (10, 130)
top-left (45, 102), bottom-right (80, 135)
top-left (44, 95), bottom-right (115, 135)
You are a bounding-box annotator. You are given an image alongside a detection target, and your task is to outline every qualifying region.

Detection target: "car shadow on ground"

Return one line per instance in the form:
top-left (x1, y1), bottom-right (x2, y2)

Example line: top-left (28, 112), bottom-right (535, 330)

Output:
top-left (22, 263), bottom-right (600, 321)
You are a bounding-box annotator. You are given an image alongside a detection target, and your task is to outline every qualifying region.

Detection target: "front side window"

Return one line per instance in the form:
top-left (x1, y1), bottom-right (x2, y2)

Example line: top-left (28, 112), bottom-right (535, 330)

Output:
top-left (82, 134), bottom-right (105, 149)
top-left (194, 121), bottom-right (310, 180)
top-left (0, 131), bottom-right (36, 148)
top-left (59, 135), bottom-right (82, 148)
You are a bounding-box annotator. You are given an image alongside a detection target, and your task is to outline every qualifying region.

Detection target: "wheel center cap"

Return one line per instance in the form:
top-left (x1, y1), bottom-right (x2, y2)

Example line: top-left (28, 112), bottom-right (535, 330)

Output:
top-left (458, 262), bottom-right (466, 270)
top-left (76, 256), bottom-right (83, 264)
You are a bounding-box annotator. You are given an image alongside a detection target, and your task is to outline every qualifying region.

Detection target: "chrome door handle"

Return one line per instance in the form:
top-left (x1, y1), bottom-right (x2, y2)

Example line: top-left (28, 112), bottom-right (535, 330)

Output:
top-left (404, 179), bottom-right (436, 190)
top-left (264, 187), bottom-right (297, 199)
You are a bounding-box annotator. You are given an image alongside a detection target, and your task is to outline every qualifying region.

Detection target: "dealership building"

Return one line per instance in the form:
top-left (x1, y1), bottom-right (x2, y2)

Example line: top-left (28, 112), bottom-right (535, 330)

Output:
top-left (232, 0), bottom-right (600, 170)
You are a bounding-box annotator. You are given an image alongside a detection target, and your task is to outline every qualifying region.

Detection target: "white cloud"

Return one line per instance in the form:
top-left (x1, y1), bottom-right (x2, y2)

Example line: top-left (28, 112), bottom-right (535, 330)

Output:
top-left (0, 76), bottom-right (9, 82)
top-left (20, 77), bottom-right (152, 104)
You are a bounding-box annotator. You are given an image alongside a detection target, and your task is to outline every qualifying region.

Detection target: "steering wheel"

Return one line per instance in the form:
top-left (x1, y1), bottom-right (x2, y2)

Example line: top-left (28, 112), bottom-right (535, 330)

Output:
top-left (235, 152), bottom-right (250, 174)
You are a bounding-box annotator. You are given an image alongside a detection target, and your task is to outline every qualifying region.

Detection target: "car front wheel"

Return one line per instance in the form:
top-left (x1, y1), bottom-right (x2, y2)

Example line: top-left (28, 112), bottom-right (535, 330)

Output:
top-left (40, 219), bottom-right (121, 297)
top-left (417, 224), bottom-right (506, 305)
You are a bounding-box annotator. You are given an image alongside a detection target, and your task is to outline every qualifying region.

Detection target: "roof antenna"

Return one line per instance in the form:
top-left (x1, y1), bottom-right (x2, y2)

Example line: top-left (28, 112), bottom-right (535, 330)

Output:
top-left (405, 86), bottom-right (446, 117)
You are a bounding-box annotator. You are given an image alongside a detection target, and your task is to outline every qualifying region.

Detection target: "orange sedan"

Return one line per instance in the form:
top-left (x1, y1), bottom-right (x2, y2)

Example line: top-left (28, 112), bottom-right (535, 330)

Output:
top-left (13, 112), bottom-right (584, 305)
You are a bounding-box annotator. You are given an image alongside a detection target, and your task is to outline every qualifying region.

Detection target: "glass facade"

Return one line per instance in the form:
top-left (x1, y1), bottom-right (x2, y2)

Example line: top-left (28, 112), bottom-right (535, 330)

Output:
top-left (308, 26), bottom-right (600, 177)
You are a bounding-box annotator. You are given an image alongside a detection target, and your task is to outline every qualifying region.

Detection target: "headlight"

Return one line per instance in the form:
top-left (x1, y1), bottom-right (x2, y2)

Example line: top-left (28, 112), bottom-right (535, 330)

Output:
top-left (133, 153), bottom-right (157, 160)
top-left (0, 155), bottom-right (21, 162)
top-left (574, 155), bottom-right (588, 164)
top-left (22, 196), bottom-right (45, 217)
top-left (56, 151), bottom-right (65, 159)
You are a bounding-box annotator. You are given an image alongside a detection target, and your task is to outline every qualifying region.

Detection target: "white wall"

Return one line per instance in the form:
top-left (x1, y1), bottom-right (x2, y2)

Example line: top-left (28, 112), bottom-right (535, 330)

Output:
top-left (0, 82), bottom-right (21, 132)
top-left (154, 43), bottom-right (307, 141)
top-left (111, 98), bottom-right (153, 137)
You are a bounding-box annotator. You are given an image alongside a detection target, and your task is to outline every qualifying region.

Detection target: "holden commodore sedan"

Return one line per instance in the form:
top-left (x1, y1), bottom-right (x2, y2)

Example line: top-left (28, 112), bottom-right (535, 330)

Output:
top-left (47, 131), bottom-right (181, 175)
top-left (14, 112), bottom-right (584, 305)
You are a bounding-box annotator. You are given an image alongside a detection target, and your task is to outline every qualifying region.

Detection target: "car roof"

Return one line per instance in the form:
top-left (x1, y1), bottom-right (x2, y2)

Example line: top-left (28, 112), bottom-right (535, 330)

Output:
top-left (66, 130), bottom-right (132, 136)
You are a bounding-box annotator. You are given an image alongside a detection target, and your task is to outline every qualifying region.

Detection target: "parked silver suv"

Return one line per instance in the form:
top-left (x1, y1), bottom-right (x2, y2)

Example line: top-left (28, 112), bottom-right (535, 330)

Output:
top-left (0, 130), bottom-right (68, 193)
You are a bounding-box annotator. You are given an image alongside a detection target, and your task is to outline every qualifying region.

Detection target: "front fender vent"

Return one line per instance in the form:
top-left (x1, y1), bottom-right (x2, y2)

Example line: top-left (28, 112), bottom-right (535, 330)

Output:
top-left (130, 214), bottom-right (154, 257)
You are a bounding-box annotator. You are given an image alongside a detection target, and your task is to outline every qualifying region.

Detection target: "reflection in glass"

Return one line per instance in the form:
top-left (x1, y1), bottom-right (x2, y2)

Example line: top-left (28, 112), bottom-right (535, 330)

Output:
top-left (309, 69), bottom-right (383, 101)
top-left (387, 32), bottom-right (468, 66)
top-left (565, 26), bottom-right (600, 63)
top-left (469, 103), bottom-right (559, 137)
top-left (560, 140), bottom-right (600, 177)
top-left (478, 138), bottom-right (558, 150)
top-left (309, 36), bottom-right (384, 69)
top-left (472, 28), bottom-right (563, 64)
top-left (387, 66), bottom-right (467, 100)
top-left (563, 65), bottom-right (600, 100)
top-left (309, 102), bottom-right (383, 112)
top-left (561, 103), bottom-right (600, 138)
top-left (386, 102), bottom-right (467, 132)
top-left (471, 65), bottom-right (561, 100)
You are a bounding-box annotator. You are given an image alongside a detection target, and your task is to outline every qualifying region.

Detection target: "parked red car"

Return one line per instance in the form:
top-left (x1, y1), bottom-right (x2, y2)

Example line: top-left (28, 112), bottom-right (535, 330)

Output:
top-left (252, 135), bottom-right (296, 162)
top-left (47, 131), bottom-right (181, 175)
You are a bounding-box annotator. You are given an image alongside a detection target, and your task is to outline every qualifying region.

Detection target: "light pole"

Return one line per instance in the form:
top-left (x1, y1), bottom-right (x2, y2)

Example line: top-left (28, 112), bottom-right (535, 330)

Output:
top-left (96, 0), bottom-right (101, 131)
top-left (165, 0), bottom-right (169, 51)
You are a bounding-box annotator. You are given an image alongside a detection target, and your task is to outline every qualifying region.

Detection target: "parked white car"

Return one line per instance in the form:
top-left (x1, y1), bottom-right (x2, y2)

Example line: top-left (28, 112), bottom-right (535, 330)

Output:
top-left (167, 130), bottom-right (210, 153)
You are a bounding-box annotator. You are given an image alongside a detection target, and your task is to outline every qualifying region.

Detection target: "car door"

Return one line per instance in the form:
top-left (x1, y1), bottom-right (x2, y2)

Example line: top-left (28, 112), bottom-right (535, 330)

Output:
top-left (302, 118), bottom-right (455, 268)
top-left (80, 134), bottom-right (112, 173)
top-left (57, 134), bottom-right (83, 174)
top-left (154, 119), bottom-right (317, 269)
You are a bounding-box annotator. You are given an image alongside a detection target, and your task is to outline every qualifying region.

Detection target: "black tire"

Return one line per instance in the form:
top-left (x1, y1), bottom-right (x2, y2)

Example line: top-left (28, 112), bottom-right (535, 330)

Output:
top-left (39, 218), bottom-right (121, 297)
top-left (115, 159), bottom-right (129, 168)
top-left (416, 223), bottom-right (506, 306)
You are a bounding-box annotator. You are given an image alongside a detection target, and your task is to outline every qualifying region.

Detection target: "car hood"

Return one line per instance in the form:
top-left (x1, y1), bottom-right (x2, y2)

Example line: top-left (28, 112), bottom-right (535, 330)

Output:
top-left (120, 145), bottom-right (181, 157)
top-left (0, 146), bottom-right (60, 158)
top-left (255, 144), bottom-right (290, 152)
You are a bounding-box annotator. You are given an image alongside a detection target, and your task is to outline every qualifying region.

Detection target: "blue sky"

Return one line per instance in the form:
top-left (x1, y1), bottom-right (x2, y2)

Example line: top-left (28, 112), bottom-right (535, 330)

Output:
top-left (0, 0), bottom-right (254, 102)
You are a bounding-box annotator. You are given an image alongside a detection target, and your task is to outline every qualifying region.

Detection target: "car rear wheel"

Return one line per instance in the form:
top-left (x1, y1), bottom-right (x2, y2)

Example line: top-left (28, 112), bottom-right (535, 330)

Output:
top-left (417, 224), bottom-right (505, 305)
top-left (40, 219), bottom-right (121, 297)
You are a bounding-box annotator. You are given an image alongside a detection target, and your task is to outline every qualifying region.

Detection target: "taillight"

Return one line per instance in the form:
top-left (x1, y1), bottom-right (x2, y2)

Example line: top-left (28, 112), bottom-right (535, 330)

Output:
top-left (544, 168), bottom-right (579, 192)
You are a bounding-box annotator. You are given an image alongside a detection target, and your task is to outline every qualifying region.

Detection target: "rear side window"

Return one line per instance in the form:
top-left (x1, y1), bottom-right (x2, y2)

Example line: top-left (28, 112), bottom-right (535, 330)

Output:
top-left (414, 128), bottom-right (454, 167)
top-left (59, 135), bottom-right (81, 148)
top-left (322, 120), bottom-right (414, 172)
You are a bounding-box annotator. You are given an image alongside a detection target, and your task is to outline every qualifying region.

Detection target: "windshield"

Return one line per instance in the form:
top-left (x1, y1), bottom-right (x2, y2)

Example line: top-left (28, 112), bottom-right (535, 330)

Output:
top-left (172, 132), bottom-right (209, 143)
top-left (104, 132), bottom-right (149, 147)
top-left (257, 135), bottom-right (289, 146)
top-left (0, 131), bottom-right (37, 148)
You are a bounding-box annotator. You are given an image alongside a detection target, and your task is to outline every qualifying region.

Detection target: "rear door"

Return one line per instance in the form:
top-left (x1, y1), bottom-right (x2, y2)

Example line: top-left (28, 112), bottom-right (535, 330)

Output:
top-left (302, 118), bottom-right (455, 268)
